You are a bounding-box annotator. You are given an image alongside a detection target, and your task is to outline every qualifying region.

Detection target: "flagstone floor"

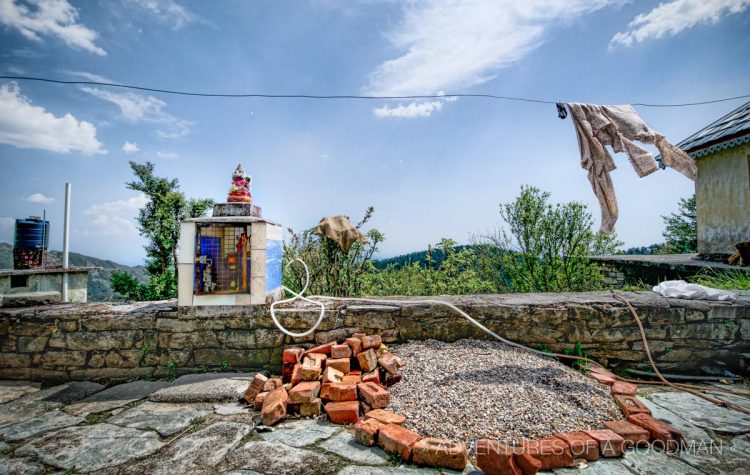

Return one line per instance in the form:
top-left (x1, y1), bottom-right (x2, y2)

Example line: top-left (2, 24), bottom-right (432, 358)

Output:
top-left (0, 375), bottom-right (748, 474)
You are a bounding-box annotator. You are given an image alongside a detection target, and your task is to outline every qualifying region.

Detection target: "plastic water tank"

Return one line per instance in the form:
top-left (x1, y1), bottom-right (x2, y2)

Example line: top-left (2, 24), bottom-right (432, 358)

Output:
top-left (14, 217), bottom-right (50, 250)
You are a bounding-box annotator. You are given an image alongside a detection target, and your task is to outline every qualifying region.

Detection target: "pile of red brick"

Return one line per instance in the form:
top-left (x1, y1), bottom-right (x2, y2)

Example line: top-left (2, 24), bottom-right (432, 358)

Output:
top-left (242, 332), bottom-right (469, 472)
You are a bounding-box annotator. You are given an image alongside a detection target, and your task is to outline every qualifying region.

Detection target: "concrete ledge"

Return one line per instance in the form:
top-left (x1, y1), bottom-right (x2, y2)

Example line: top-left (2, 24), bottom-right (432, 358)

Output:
top-left (1, 291), bottom-right (748, 382)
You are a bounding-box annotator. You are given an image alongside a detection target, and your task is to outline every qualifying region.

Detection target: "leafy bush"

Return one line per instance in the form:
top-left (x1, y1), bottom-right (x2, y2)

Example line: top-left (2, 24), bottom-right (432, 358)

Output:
top-left (480, 186), bottom-right (621, 292)
top-left (662, 195), bottom-right (697, 253)
top-left (110, 270), bottom-right (177, 301)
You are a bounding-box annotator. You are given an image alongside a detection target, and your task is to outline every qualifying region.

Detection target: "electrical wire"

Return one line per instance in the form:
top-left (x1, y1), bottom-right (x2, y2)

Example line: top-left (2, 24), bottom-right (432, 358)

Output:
top-left (1, 75), bottom-right (749, 107)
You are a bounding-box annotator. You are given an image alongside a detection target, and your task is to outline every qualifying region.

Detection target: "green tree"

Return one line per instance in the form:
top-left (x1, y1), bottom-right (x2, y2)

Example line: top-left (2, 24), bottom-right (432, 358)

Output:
top-left (662, 195), bottom-right (697, 253)
top-left (481, 186), bottom-right (621, 292)
top-left (117, 161), bottom-right (213, 300)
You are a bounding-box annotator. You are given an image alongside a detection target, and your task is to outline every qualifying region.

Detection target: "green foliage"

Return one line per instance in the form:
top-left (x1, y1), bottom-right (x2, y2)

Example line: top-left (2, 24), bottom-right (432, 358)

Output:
top-left (124, 161), bottom-right (213, 300)
top-left (662, 195), bottom-right (697, 253)
top-left (166, 362), bottom-right (178, 382)
top-left (283, 207), bottom-right (384, 297)
top-left (692, 269), bottom-right (750, 290)
top-left (481, 186), bottom-right (621, 292)
top-left (361, 239), bottom-right (501, 296)
top-left (562, 341), bottom-right (590, 372)
top-left (110, 269), bottom-right (177, 301)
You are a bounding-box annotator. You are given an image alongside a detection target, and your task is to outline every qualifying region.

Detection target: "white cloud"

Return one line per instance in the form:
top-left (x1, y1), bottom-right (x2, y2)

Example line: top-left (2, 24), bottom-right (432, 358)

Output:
top-left (0, 82), bottom-right (105, 154)
top-left (374, 100), bottom-right (444, 118)
top-left (66, 70), bottom-right (111, 82)
top-left (365, 0), bottom-right (621, 114)
top-left (156, 150), bottom-right (178, 160)
top-left (25, 192), bottom-right (55, 204)
top-left (81, 87), bottom-right (191, 138)
top-left (122, 141), bottom-right (139, 153)
top-left (126, 0), bottom-right (196, 30)
top-left (0, 0), bottom-right (106, 55)
top-left (83, 193), bottom-right (148, 215)
top-left (79, 214), bottom-right (139, 236)
top-left (611, 0), bottom-right (750, 47)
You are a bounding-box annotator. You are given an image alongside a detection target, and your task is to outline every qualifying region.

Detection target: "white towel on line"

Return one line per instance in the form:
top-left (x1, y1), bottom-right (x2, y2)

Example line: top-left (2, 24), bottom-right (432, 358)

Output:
top-left (652, 280), bottom-right (737, 302)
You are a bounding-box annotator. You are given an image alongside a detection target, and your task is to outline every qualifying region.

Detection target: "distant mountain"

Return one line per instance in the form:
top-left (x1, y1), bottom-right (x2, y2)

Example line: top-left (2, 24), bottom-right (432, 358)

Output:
top-left (374, 244), bottom-right (503, 270)
top-left (0, 243), bottom-right (147, 301)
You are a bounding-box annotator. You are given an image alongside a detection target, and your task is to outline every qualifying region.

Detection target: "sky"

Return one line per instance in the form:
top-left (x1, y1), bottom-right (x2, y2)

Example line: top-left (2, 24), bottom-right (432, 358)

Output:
top-left (0, 0), bottom-right (749, 266)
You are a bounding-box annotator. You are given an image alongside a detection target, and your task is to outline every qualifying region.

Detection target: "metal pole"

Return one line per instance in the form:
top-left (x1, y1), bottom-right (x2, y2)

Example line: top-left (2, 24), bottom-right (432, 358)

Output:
top-left (62, 183), bottom-right (71, 302)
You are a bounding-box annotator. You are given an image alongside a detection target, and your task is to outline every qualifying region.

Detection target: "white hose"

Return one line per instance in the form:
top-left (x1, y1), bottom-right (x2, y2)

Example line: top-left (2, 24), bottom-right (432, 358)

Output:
top-left (270, 258), bottom-right (549, 356)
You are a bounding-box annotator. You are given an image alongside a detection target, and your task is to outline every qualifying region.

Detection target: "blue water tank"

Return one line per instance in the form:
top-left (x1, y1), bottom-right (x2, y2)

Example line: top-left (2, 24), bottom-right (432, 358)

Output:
top-left (14, 217), bottom-right (50, 250)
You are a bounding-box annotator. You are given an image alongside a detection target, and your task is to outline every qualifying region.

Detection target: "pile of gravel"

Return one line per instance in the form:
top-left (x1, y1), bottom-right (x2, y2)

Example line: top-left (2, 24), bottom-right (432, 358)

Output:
top-left (388, 339), bottom-right (621, 449)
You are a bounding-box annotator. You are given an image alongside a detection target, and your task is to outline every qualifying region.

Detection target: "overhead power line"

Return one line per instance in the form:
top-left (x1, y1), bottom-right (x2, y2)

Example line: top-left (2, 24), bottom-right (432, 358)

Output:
top-left (1, 75), bottom-right (749, 107)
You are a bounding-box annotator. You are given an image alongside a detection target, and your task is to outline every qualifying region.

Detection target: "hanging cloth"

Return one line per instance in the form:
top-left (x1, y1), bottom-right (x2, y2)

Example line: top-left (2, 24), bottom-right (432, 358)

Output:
top-left (315, 215), bottom-right (368, 252)
top-left (566, 103), bottom-right (697, 234)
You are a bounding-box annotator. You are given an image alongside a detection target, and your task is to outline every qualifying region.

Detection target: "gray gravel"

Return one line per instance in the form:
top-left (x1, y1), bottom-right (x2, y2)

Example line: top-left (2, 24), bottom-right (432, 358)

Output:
top-left (388, 339), bottom-right (621, 450)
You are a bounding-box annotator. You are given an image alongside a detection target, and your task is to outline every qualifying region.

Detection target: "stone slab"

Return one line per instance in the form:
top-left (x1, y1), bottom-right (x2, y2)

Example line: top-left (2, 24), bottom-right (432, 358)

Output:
top-left (214, 402), bottom-right (252, 416)
top-left (125, 421), bottom-right (251, 474)
top-left (65, 380), bottom-right (170, 416)
top-left (222, 471), bottom-right (263, 475)
top-left (641, 397), bottom-right (713, 444)
top-left (320, 430), bottom-right (390, 465)
top-left (0, 381), bottom-right (40, 404)
top-left (42, 381), bottom-right (105, 404)
top-left (0, 384), bottom-right (69, 425)
top-left (15, 423), bottom-right (163, 473)
top-left (552, 459), bottom-right (634, 474)
top-left (150, 377), bottom-right (251, 403)
top-left (106, 401), bottom-right (211, 437)
top-left (224, 440), bottom-right (334, 475)
top-left (337, 466), bottom-right (438, 475)
top-left (0, 409), bottom-right (84, 442)
top-left (0, 458), bottom-right (45, 475)
top-left (621, 448), bottom-right (705, 475)
top-left (650, 392), bottom-right (750, 435)
top-left (259, 419), bottom-right (340, 448)
top-left (0, 441), bottom-right (9, 453)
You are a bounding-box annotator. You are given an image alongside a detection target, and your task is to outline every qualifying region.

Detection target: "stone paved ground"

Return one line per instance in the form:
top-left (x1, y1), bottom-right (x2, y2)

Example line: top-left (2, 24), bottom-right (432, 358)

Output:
top-left (0, 377), bottom-right (749, 474)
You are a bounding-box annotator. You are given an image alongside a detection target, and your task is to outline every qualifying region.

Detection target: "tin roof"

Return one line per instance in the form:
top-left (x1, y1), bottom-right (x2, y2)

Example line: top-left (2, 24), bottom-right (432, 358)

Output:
top-left (675, 100), bottom-right (750, 158)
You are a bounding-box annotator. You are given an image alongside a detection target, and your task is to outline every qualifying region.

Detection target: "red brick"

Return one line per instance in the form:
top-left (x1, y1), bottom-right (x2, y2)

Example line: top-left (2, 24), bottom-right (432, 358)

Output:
top-left (475, 440), bottom-right (522, 475)
top-left (365, 409), bottom-right (406, 425)
top-left (554, 432), bottom-right (599, 461)
top-left (355, 418), bottom-right (382, 446)
top-left (360, 400), bottom-right (372, 415)
top-left (613, 395), bottom-right (651, 417)
top-left (261, 387), bottom-right (288, 426)
top-left (289, 381), bottom-right (321, 403)
top-left (349, 370), bottom-right (362, 375)
top-left (361, 334), bottom-right (383, 350)
top-left (244, 373), bottom-right (268, 404)
top-left (262, 377), bottom-right (283, 392)
top-left (327, 357), bottom-right (351, 374)
top-left (329, 382), bottom-right (358, 402)
top-left (627, 413), bottom-right (682, 450)
top-left (611, 381), bottom-right (638, 396)
top-left (378, 423), bottom-right (421, 461)
top-left (301, 356), bottom-right (323, 381)
top-left (378, 352), bottom-right (399, 375)
top-left (322, 366), bottom-right (344, 384)
top-left (584, 429), bottom-right (626, 457)
top-left (358, 382), bottom-right (390, 409)
top-left (331, 344), bottom-right (352, 359)
top-left (514, 451), bottom-right (542, 475)
top-left (282, 362), bottom-right (295, 383)
top-left (320, 383), bottom-right (331, 400)
top-left (357, 349), bottom-right (378, 372)
top-left (352, 332), bottom-right (367, 340)
top-left (587, 372), bottom-right (616, 386)
top-left (342, 374), bottom-right (361, 384)
top-left (603, 420), bottom-right (650, 447)
top-left (325, 401), bottom-right (360, 425)
top-left (300, 398), bottom-right (322, 417)
top-left (590, 365), bottom-right (617, 379)
top-left (254, 391), bottom-right (269, 411)
top-left (346, 337), bottom-right (363, 356)
top-left (519, 437), bottom-right (574, 470)
top-left (362, 370), bottom-right (380, 385)
top-left (305, 342), bottom-right (335, 355)
top-left (291, 364), bottom-right (303, 386)
top-left (413, 438), bottom-right (467, 471)
top-left (283, 347), bottom-right (304, 364)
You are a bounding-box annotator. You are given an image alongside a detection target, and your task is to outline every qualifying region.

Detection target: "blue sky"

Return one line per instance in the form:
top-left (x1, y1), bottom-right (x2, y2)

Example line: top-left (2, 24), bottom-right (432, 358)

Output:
top-left (0, 0), bottom-right (748, 266)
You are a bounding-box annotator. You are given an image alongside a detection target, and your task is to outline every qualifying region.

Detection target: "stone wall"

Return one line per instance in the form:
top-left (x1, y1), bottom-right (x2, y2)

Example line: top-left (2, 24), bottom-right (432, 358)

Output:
top-left (1, 291), bottom-right (749, 383)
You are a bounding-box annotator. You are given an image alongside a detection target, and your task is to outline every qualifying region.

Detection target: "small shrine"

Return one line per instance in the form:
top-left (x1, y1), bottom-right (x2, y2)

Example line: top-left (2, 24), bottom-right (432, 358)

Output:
top-left (177, 164), bottom-right (283, 306)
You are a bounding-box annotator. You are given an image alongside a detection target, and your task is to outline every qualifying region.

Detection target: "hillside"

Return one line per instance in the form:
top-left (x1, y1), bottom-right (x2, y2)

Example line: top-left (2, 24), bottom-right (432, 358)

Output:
top-left (374, 244), bottom-right (504, 270)
top-left (0, 243), bottom-right (147, 301)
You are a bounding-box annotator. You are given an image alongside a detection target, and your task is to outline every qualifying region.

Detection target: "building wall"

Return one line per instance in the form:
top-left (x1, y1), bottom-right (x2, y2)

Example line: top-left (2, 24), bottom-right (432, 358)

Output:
top-left (0, 272), bottom-right (87, 303)
top-left (1, 292), bottom-right (749, 382)
top-left (696, 143), bottom-right (750, 254)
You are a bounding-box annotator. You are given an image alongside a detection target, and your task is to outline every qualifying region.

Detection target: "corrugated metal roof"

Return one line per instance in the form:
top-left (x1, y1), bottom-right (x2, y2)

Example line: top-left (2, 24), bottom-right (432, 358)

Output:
top-left (675, 100), bottom-right (750, 155)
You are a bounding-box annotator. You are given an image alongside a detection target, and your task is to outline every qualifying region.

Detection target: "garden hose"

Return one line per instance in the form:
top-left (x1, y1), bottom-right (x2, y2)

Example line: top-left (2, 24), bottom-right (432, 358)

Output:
top-left (269, 259), bottom-right (750, 414)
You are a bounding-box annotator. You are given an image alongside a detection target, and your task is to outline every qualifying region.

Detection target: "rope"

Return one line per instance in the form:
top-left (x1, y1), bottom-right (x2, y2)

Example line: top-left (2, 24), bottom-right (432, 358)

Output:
top-left (269, 259), bottom-right (750, 414)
